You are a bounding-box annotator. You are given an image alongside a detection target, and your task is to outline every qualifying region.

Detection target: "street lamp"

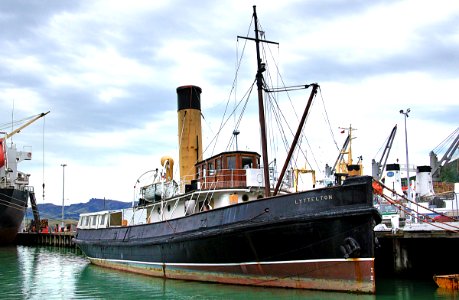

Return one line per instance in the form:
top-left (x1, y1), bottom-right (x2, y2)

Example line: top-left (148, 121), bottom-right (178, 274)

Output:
top-left (399, 109), bottom-right (414, 220)
top-left (399, 109), bottom-right (411, 200)
top-left (61, 163), bottom-right (67, 230)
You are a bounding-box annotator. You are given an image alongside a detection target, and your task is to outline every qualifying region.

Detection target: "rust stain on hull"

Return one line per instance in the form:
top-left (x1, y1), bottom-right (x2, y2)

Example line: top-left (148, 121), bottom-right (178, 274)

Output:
top-left (89, 258), bottom-right (376, 294)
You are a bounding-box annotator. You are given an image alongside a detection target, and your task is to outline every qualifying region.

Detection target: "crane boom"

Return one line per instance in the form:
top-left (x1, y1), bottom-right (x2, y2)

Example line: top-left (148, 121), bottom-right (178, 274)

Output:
top-left (430, 127), bottom-right (459, 178)
top-left (5, 111), bottom-right (50, 139)
top-left (372, 125), bottom-right (397, 180)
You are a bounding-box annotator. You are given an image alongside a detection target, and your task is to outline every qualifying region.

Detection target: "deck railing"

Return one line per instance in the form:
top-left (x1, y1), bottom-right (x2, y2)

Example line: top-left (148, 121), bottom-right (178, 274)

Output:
top-left (180, 168), bottom-right (259, 192)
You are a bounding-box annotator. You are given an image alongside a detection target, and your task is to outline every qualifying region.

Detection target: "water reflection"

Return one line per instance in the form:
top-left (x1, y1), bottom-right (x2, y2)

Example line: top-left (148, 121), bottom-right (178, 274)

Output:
top-left (75, 263), bottom-right (377, 300)
top-left (0, 246), bottom-right (21, 299)
top-left (1, 246), bottom-right (455, 299)
top-left (16, 246), bottom-right (86, 299)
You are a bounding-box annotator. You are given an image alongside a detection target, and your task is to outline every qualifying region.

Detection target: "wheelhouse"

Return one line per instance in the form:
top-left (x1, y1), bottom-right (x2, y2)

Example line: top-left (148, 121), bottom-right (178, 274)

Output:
top-left (195, 151), bottom-right (261, 190)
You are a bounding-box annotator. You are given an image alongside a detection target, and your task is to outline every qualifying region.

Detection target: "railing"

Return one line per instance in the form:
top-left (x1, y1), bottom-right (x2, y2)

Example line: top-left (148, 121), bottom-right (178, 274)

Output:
top-left (180, 168), bottom-right (258, 192)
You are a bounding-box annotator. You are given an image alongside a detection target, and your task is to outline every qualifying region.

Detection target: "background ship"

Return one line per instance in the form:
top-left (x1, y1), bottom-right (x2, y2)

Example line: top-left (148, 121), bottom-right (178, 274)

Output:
top-left (0, 112), bottom-right (48, 245)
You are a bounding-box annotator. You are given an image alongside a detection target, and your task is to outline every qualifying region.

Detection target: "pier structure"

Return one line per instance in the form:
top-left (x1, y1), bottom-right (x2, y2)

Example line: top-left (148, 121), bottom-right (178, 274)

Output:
top-left (15, 232), bottom-right (76, 248)
top-left (375, 222), bottom-right (459, 278)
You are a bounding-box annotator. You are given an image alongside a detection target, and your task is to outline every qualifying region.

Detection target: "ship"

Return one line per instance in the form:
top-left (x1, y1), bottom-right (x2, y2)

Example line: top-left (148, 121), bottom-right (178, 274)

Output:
top-left (0, 112), bottom-right (48, 245)
top-left (74, 6), bottom-right (381, 293)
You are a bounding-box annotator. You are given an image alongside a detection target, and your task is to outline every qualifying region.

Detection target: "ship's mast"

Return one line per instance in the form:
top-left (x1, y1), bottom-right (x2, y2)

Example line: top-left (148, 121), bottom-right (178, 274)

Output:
top-left (238, 6), bottom-right (279, 197)
top-left (253, 6), bottom-right (270, 197)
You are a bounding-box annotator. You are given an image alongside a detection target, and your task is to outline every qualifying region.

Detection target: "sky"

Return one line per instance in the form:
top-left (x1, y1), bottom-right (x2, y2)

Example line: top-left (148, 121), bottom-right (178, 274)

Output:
top-left (1, 0), bottom-right (458, 206)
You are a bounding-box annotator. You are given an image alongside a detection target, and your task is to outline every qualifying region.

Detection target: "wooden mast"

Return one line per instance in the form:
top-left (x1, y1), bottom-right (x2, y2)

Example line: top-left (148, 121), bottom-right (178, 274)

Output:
top-left (252, 6), bottom-right (271, 197)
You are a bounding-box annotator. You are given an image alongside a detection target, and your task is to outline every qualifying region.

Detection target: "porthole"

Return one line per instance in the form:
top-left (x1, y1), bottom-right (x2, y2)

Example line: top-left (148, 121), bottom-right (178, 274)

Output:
top-left (167, 204), bottom-right (171, 212)
top-left (242, 194), bottom-right (249, 202)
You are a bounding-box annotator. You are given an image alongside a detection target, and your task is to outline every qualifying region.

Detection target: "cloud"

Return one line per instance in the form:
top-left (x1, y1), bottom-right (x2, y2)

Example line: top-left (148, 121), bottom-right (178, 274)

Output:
top-left (1, 0), bottom-right (458, 205)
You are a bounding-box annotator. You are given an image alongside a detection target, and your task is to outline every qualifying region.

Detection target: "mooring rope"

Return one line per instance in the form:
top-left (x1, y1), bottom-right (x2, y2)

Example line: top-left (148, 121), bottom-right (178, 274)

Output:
top-left (373, 179), bottom-right (459, 232)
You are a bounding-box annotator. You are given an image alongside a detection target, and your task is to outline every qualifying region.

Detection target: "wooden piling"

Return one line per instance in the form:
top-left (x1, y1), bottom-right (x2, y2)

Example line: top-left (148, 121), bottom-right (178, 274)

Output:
top-left (15, 232), bottom-right (77, 248)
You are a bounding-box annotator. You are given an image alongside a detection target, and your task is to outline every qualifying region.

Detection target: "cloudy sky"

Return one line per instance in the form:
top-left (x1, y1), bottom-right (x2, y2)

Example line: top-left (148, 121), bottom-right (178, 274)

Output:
top-left (1, 0), bottom-right (458, 206)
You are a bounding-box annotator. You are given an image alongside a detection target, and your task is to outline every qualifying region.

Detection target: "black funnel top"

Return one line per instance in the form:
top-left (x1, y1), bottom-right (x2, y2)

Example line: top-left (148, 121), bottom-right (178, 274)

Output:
top-left (177, 85), bottom-right (202, 111)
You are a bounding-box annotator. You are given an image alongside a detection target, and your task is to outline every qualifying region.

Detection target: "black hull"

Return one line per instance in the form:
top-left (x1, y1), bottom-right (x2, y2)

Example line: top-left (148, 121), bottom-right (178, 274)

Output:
top-left (0, 188), bottom-right (28, 245)
top-left (75, 176), bottom-right (381, 292)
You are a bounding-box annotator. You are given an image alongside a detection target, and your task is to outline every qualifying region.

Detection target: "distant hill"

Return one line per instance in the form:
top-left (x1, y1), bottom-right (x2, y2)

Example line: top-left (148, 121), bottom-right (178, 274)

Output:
top-left (26, 198), bottom-right (133, 221)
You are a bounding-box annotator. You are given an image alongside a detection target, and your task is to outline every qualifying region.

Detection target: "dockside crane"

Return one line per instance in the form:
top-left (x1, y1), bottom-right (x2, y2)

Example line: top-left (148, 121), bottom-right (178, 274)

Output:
top-left (331, 125), bottom-right (363, 184)
top-left (372, 125), bottom-right (397, 181)
top-left (430, 127), bottom-right (459, 180)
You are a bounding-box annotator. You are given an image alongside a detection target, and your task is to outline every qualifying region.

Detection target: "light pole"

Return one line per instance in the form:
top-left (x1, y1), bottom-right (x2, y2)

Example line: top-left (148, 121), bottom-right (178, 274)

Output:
top-left (61, 163), bottom-right (67, 230)
top-left (399, 109), bottom-right (414, 221)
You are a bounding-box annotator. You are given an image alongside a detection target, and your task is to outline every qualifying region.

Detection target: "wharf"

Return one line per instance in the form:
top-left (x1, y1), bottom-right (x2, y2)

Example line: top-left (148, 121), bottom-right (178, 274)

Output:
top-left (15, 232), bottom-right (76, 248)
top-left (375, 222), bottom-right (459, 278)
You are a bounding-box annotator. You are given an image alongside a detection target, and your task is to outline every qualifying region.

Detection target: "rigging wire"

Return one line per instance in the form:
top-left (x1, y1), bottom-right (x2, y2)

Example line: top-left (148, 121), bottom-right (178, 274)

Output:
top-left (225, 89), bottom-right (251, 151)
top-left (255, 25), bottom-right (288, 170)
top-left (375, 180), bottom-right (459, 232)
top-left (318, 86), bottom-right (340, 152)
top-left (260, 34), bottom-right (322, 174)
top-left (204, 80), bottom-right (257, 158)
top-left (209, 16), bottom-right (254, 157)
top-left (0, 113), bottom-right (44, 131)
top-left (432, 127), bottom-right (459, 156)
top-left (372, 130), bottom-right (391, 161)
top-left (42, 115), bottom-right (46, 203)
top-left (260, 37), bottom-right (318, 174)
top-left (264, 86), bottom-right (316, 172)
top-left (234, 37), bottom-right (239, 140)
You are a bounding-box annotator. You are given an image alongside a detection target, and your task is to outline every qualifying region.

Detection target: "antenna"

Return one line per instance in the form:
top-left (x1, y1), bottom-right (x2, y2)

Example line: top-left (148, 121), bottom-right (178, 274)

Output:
top-left (10, 100), bottom-right (14, 145)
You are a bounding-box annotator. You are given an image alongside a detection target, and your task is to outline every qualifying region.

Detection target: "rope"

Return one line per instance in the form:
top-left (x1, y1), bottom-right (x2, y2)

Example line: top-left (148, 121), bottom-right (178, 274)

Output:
top-left (225, 91), bottom-right (250, 151)
top-left (209, 17), bottom-right (253, 157)
top-left (318, 87), bottom-right (340, 152)
top-left (42, 115), bottom-right (46, 203)
top-left (373, 180), bottom-right (459, 232)
top-left (0, 113), bottom-right (44, 131)
top-left (432, 127), bottom-right (458, 154)
top-left (0, 192), bottom-right (28, 211)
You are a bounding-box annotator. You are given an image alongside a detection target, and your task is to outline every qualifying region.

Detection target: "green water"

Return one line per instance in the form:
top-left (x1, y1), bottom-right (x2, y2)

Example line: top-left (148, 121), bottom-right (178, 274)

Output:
top-left (0, 246), bottom-right (456, 299)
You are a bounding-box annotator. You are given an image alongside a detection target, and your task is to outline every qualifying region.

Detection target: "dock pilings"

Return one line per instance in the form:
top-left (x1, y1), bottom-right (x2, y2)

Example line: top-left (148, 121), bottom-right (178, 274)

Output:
top-left (15, 232), bottom-right (76, 248)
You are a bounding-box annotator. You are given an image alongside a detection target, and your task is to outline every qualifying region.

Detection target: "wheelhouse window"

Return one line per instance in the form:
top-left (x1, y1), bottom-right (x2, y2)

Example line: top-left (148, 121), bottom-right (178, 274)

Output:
top-left (208, 162), bottom-right (215, 175)
top-left (202, 164), bottom-right (207, 177)
top-left (242, 156), bottom-right (253, 169)
top-left (216, 158), bottom-right (222, 171)
top-left (227, 156), bottom-right (236, 170)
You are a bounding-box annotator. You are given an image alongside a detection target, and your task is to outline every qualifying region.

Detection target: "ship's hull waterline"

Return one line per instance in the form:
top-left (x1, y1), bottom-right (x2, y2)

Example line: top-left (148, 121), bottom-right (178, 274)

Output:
top-left (89, 257), bottom-right (375, 293)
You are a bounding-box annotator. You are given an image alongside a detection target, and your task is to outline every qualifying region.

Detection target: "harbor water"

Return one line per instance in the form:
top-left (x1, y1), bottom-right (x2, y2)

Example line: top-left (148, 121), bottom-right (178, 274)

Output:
top-left (0, 246), bottom-right (456, 299)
